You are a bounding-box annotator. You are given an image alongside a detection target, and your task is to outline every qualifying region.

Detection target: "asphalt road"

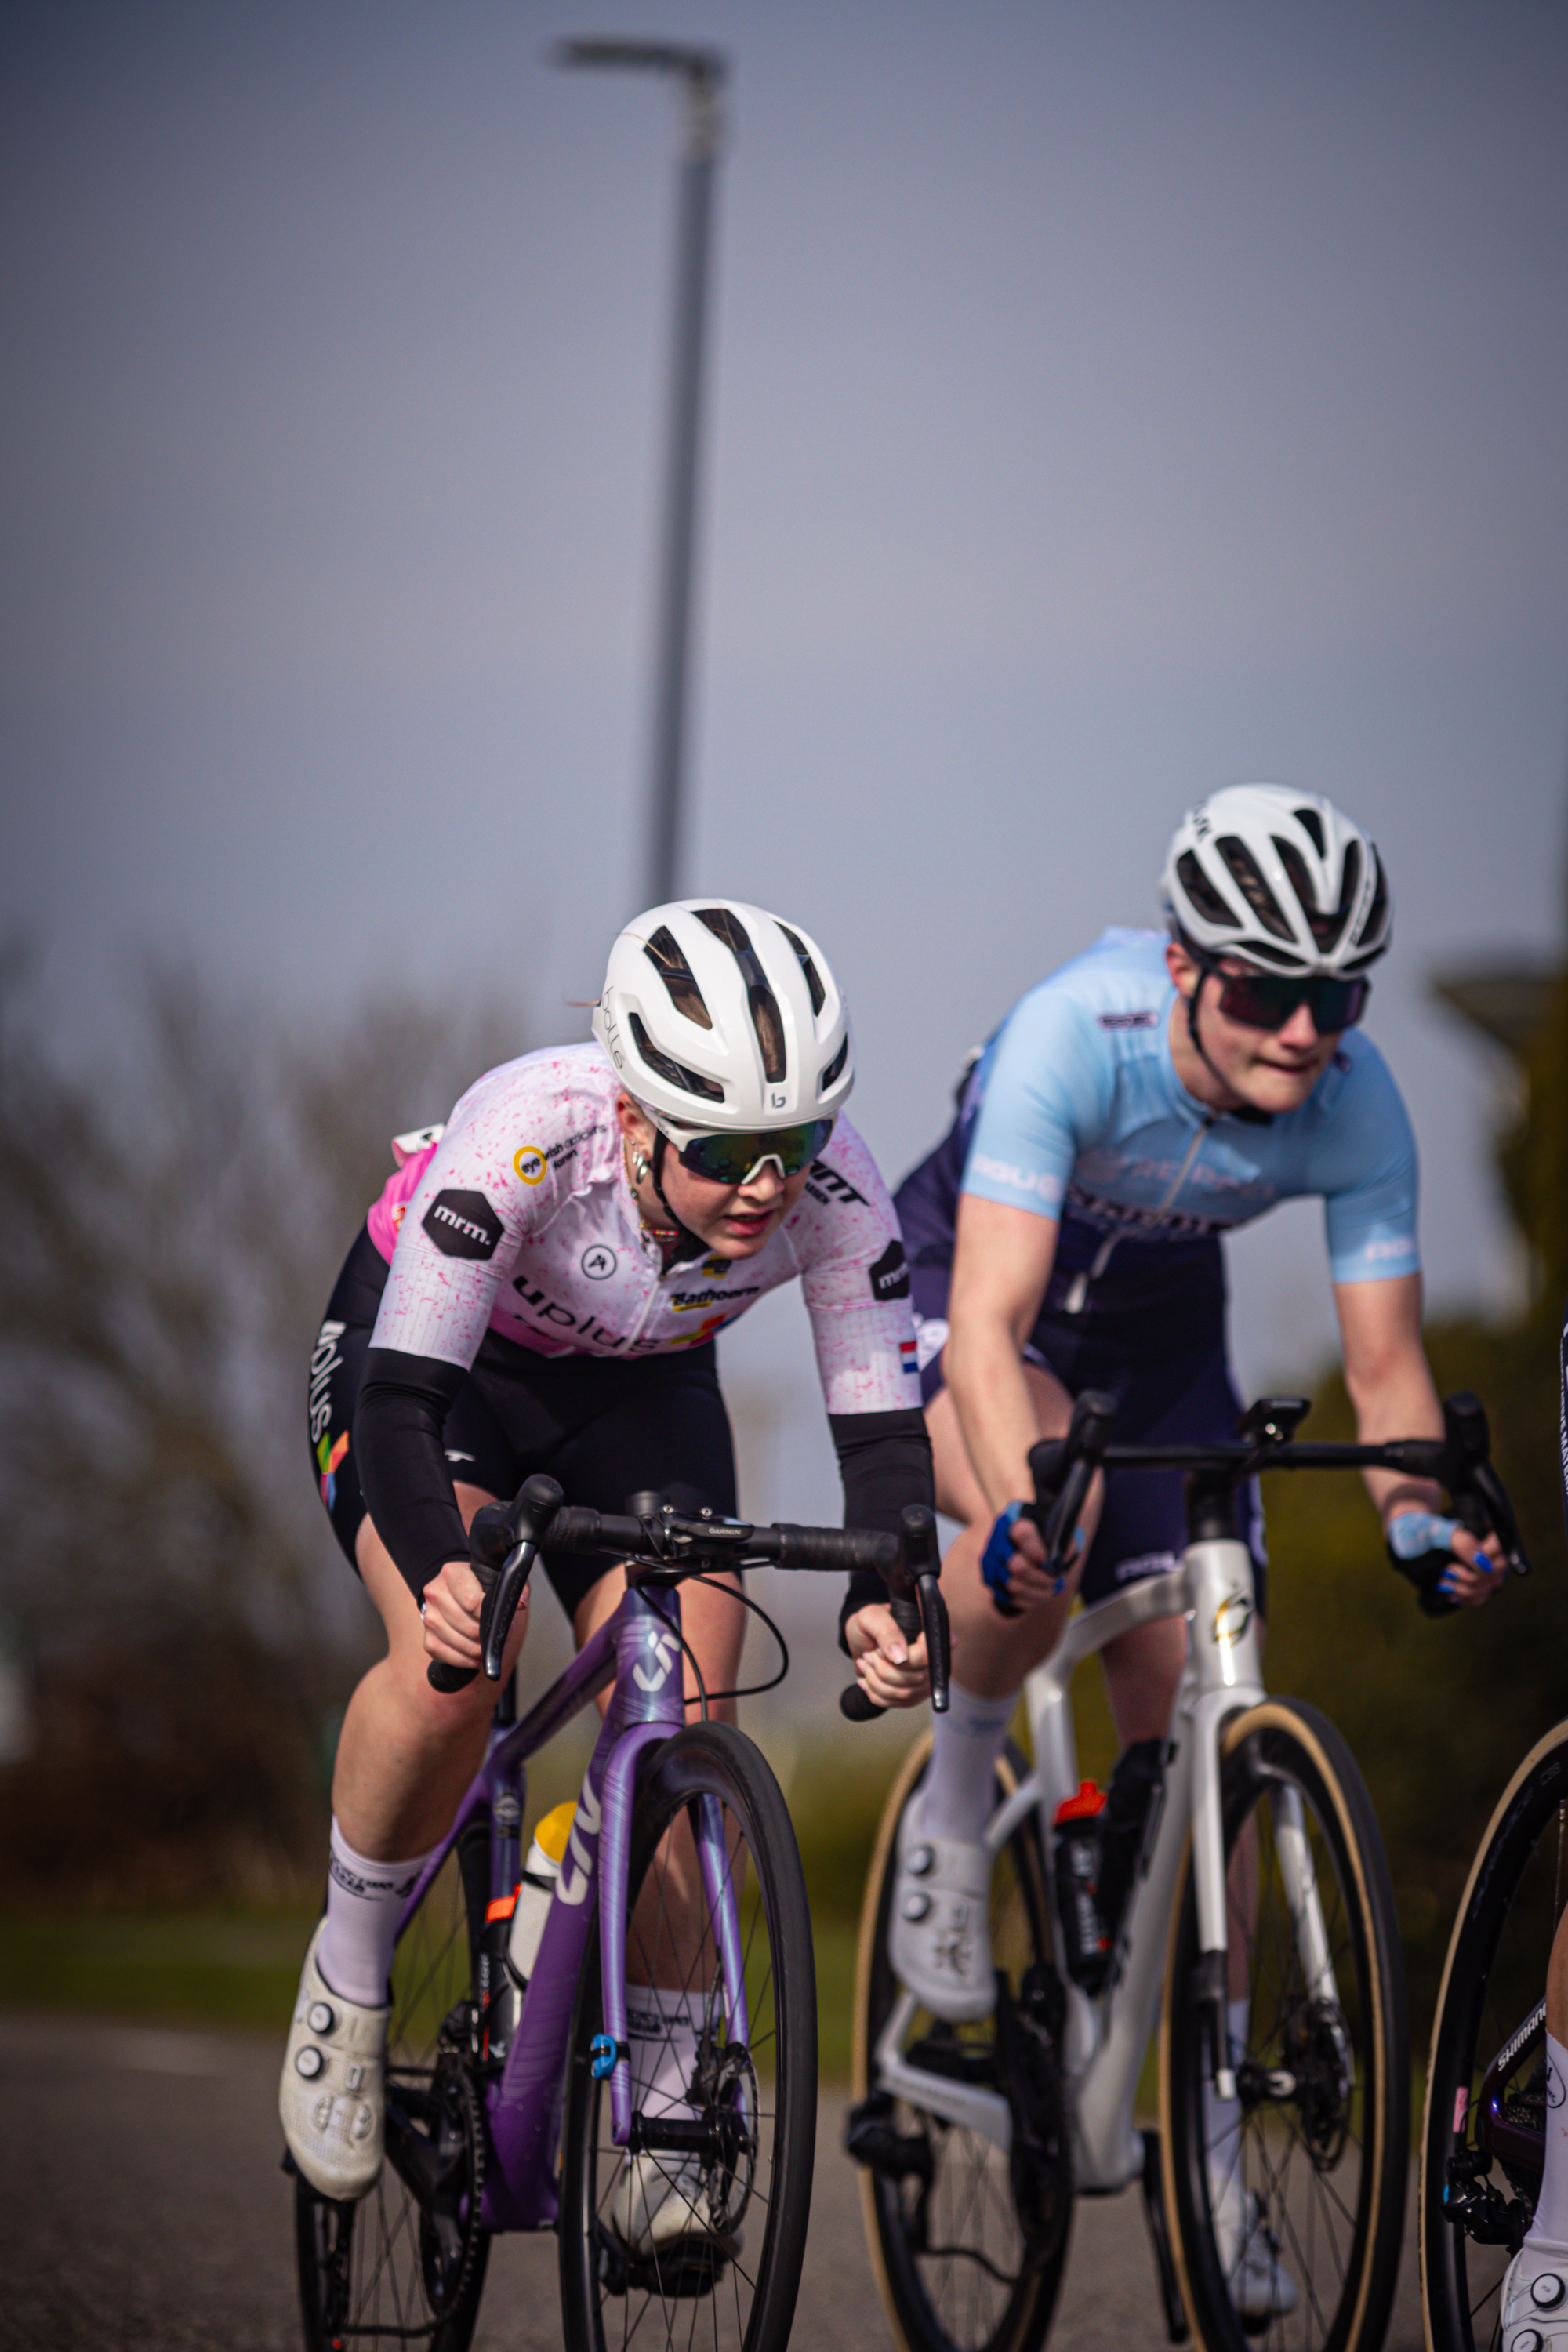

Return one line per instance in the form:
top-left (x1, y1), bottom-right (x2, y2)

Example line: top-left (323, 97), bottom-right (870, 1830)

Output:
top-left (0, 2012), bottom-right (1426, 2352)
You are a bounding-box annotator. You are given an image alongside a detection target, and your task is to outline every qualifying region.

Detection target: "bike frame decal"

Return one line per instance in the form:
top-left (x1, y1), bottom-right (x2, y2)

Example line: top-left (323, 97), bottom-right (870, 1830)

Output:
top-left (390, 1578), bottom-right (694, 2232)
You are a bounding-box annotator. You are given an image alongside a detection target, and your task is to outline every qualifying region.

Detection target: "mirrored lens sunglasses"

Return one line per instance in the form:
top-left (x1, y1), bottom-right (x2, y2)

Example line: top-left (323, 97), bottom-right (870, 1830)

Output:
top-left (668, 1116), bottom-right (836, 1186)
top-left (1213, 965), bottom-right (1370, 1033)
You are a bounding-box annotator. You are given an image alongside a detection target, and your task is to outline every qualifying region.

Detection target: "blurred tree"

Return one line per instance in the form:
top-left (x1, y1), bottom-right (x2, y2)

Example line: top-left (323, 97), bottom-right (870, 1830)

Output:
top-left (0, 956), bottom-right (518, 1904)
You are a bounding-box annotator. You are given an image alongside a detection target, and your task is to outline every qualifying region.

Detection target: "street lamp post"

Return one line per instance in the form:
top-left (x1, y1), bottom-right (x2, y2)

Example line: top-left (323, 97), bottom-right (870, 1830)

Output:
top-left (555, 40), bottom-right (727, 912)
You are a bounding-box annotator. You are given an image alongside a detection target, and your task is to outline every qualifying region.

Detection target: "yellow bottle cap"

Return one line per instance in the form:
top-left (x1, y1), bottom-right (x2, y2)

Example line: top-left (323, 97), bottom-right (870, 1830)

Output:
top-left (532, 1799), bottom-right (577, 1865)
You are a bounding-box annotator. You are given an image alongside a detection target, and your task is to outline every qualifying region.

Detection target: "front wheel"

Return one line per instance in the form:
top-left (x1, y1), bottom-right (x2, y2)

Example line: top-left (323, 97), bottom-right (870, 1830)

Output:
top-left (557, 1721), bottom-right (818, 2352)
top-left (1160, 1699), bottom-right (1408, 2352)
top-left (1421, 1719), bottom-right (1568, 2352)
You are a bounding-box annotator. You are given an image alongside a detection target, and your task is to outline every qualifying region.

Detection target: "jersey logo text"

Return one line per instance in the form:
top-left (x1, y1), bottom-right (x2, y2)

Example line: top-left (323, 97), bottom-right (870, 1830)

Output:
top-left (424, 1190), bottom-right (504, 1260)
top-left (869, 1239), bottom-right (910, 1301)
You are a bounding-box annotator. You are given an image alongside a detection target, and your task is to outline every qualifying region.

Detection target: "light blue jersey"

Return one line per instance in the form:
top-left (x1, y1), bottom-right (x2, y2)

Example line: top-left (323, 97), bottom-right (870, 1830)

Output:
top-left (956, 928), bottom-right (1418, 1286)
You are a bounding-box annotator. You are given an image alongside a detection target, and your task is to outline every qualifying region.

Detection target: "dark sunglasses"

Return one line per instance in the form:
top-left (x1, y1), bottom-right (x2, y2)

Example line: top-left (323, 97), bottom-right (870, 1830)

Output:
top-left (1208, 963), bottom-right (1370, 1034)
top-left (667, 1116), bottom-right (836, 1186)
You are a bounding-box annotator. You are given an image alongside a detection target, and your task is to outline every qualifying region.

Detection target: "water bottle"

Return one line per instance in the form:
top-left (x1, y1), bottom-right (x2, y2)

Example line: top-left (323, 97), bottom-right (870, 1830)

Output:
top-left (507, 1800), bottom-right (577, 1984)
top-left (1093, 1737), bottom-right (1167, 1963)
top-left (1051, 1780), bottom-right (1109, 1991)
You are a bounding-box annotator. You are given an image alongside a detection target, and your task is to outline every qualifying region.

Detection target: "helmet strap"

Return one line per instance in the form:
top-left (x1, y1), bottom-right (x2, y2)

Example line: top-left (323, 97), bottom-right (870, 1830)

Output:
top-left (1184, 962), bottom-right (1274, 1127)
top-left (649, 1132), bottom-right (710, 1264)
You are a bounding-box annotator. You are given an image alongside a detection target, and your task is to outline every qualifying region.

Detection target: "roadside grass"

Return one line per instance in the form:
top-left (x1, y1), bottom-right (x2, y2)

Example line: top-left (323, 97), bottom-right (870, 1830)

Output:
top-left (0, 1908), bottom-right (321, 2034)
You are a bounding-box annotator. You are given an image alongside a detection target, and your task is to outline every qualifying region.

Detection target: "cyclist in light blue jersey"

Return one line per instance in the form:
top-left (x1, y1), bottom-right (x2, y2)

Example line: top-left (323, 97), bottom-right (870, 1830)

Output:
top-left (856, 784), bottom-right (1504, 2318)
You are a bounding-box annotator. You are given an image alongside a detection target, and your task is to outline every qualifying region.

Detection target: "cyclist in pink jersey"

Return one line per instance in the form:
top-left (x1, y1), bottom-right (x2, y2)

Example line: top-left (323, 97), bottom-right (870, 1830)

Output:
top-left (283, 902), bottom-right (935, 2238)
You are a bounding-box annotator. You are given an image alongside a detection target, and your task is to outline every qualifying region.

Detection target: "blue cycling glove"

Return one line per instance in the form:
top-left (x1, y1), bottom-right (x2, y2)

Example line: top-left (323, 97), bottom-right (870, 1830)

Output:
top-left (1387, 1508), bottom-right (1488, 1613)
top-left (982, 1502), bottom-right (1083, 1617)
top-left (982, 1504), bottom-right (1025, 1617)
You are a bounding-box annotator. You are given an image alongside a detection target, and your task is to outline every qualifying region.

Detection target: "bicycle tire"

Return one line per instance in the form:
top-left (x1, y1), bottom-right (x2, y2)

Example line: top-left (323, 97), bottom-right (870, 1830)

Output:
top-left (1160, 1698), bottom-right (1408, 2352)
top-left (853, 1733), bottom-right (1069, 2352)
top-left (557, 1720), bottom-right (818, 2352)
top-left (295, 1820), bottom-right (492, 2352)
top-left (1421, 1719), bottom-right (1568, 2352)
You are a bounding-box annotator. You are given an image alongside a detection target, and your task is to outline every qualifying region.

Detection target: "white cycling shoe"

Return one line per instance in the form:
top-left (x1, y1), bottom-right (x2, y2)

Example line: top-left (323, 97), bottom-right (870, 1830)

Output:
top-left (888, 1797), bottom-right (994, 2024)
top-left (279, 1920), bottom-right (389, 2201)
top-left (608, 2152), bottom-right (741, 2259)
top-left (1501, 2241), bottom-right (1568, 2352)
top-left (1214, 2185), bottom-right (1298, 2323)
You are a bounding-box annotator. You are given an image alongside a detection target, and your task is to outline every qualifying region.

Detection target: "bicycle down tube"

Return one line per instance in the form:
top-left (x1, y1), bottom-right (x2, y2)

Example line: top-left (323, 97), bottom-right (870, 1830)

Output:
top-left (393, 1575), bottom-right (697, 2230)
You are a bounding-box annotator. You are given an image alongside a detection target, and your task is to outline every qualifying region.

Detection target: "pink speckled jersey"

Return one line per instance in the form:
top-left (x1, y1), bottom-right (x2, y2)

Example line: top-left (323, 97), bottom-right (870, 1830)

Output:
top-left (365, 1043), bottom-right (921, 1416)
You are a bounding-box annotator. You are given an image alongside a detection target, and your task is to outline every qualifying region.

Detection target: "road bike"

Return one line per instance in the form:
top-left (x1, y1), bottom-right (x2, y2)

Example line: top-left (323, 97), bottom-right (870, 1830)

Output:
top-left (850, 1388), bottom-right (1526, 2352)
top-left (288, 1474), bottom-right (947, 2352)
top-left (1418, 1584), bottom-right (1565, 2352)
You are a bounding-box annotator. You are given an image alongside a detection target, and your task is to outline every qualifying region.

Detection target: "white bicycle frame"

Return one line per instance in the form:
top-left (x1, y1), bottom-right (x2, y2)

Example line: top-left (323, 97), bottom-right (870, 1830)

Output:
top-left (870, 1528), bottom-right (1338, 2194)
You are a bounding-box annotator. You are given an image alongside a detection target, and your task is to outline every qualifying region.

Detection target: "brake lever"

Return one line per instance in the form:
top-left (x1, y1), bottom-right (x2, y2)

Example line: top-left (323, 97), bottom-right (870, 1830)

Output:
top-left (839, 1503), bottom-right (944, 1722)
top-left (916, 1572), bottom-right (949, 1714)
top-left (1443, 1390), bottom-right (1531, 1578)
top-left (1025, 1388), bottom-right (1116, 1582)
top-left (427, 1473), bottom-right (564, 1693)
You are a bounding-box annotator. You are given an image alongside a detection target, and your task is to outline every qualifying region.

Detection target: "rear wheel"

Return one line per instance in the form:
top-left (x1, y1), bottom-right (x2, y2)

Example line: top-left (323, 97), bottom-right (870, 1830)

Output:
top-left (852, 1735), bottom-right (1069, 2352)
top-left (1160, 1700), bottom-right (1406, 2352)
top-left (1421, 1719), bottom-right (1568, 2352)
top-left (295, 1822), bottom-right (492, 2352)
top-left (557, 1722), bottom-right (818, 2352)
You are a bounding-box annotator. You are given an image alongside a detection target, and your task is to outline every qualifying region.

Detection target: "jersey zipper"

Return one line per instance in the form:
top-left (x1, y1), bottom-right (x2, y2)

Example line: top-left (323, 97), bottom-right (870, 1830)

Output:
top-left (1061, 1112), bottom-right (1215, 1316)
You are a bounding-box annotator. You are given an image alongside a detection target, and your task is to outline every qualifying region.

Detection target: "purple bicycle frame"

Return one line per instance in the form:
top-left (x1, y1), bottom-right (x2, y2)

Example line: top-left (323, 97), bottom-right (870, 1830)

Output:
top-left (393, 1574), bottom-right (749, 2234)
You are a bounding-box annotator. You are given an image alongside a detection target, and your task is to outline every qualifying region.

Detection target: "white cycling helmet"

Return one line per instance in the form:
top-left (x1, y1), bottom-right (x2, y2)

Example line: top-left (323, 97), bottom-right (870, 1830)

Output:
top-left (1161, 785), bottom-right (1392, 976)
top-left (593, 899), bottom-right (854, 1130)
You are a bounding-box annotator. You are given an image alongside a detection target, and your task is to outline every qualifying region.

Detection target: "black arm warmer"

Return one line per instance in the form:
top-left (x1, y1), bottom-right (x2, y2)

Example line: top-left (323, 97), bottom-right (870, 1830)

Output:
top-left (829, 1406), bottom-right (936, 1652)
top-left (355, 1347), bottom-right (470, 1602)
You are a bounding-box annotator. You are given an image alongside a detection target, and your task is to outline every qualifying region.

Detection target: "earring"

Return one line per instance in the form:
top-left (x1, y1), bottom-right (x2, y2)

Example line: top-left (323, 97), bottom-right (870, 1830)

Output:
top-left (633, 1151), bottom-right (650, 1185)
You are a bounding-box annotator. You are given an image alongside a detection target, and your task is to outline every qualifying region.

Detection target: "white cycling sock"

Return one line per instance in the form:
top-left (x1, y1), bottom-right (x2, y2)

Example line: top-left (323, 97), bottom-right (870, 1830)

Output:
top-left (626, 1984), bottom-right (708, 2120)
top-left (318, 1818), bottom-right (432, 2009)
top-left (919, 1681), bottom-right (1017, 1845)
top-left (1524, 2032), bottom-right (1568, 2251)
top-left (1204, 1998), bottom-right (1251, 2220)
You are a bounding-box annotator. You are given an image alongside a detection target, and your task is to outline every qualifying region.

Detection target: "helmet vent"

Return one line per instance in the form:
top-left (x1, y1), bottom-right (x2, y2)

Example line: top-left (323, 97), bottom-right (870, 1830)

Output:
top-left (819, 1037), bottom-right (848, 1092)
top-left (1352, 847), bottom-right (1388, 951)
top-left (628, 1011), bottom-right (724, 1104)
top-left (695, 907), bottom-right (787, 1083)
top-left (1174, 851), bottom-right (1235, 930)
top-left (1275, 834), bottom-right (1359, 953)
top-left (643, 927), bottom-right (713, 1029)
top-left (1293, 806), bottom-right (1325, 856)
top-left (1215, 837), bottom-right (1294, 941)
top-left (776, 923), bottom-right (826, 1016)
top-left (695, 906), bottom-right (753, 954)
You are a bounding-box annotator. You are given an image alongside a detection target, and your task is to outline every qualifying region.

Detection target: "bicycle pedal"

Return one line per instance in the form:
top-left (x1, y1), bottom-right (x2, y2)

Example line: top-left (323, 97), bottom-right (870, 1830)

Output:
top-left (845, 2094), bottom-right (934, 2184)
top-left (596, 2222), bottom-right (732, 2299)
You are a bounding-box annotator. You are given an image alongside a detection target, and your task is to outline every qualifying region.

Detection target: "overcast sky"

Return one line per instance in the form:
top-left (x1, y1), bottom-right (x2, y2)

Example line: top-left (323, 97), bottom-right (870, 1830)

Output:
top-left (4, 0), bottom-right (1566, 1591)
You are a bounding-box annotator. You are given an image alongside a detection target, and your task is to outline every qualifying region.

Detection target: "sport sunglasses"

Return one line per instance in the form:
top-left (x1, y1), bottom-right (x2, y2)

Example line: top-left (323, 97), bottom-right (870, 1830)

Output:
top-left (658, 1115), bottom-right (836, 1186)
top-left (1207, 961), bottom-right (1371, 1034)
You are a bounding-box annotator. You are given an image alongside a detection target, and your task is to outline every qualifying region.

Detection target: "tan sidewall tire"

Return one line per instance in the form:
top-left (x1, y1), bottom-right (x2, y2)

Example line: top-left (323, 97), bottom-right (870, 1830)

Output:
top-left (1417, 1717), bottom-right (1568, 2352)
top-left (854, 1733), bottom-right (935, 2352)
top-left (1157, 1700), bottom-right (1396, 2352)
top-left (852, 1734), bottom-right (1039, 2352)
